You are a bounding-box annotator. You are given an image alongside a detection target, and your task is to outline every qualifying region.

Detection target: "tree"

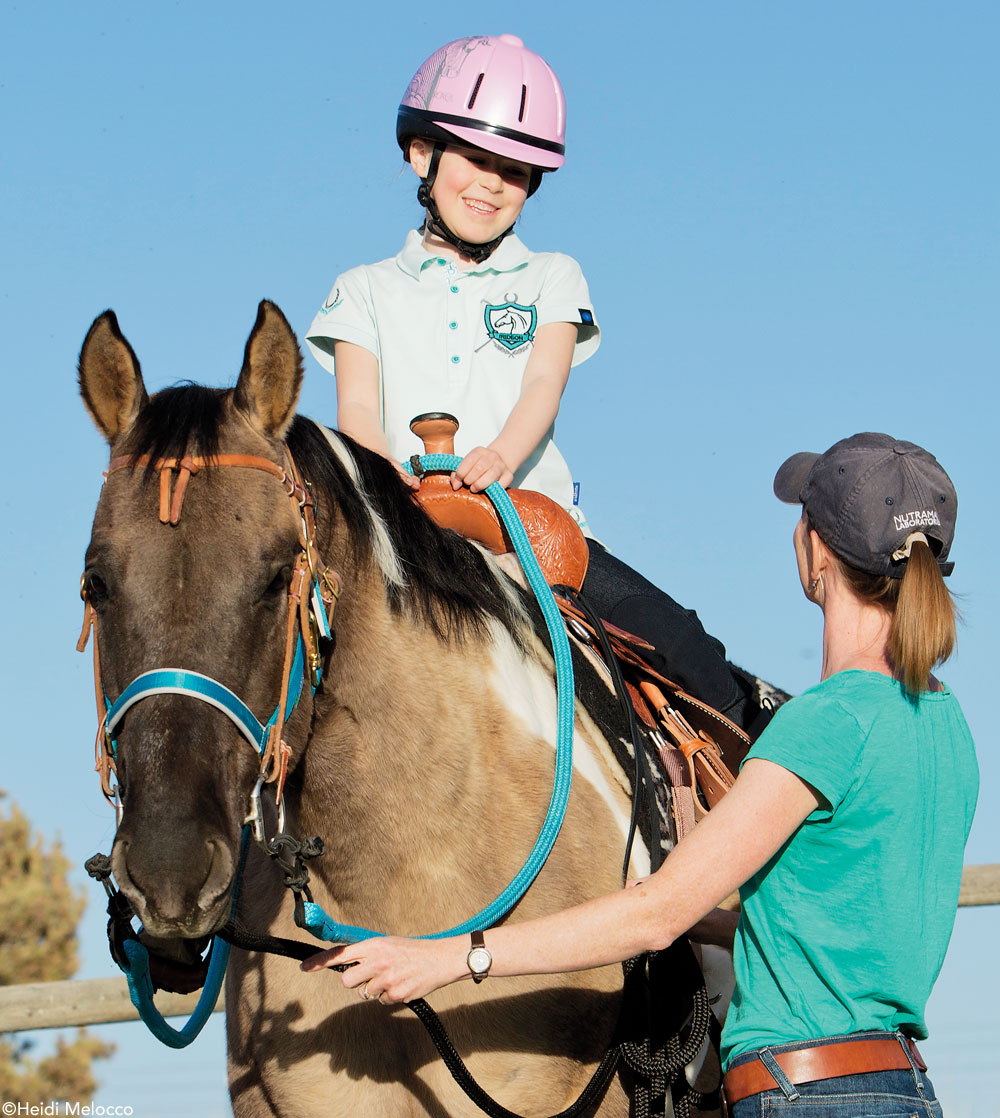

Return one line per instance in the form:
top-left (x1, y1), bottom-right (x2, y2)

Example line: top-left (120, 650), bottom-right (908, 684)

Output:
top-left (0, 792), bottom-right (113, 1105)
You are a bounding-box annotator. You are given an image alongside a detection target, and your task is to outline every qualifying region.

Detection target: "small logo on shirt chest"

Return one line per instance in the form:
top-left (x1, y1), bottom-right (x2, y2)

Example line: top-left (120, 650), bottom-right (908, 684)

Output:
top-left (484, 302), bottom-right (537, 352)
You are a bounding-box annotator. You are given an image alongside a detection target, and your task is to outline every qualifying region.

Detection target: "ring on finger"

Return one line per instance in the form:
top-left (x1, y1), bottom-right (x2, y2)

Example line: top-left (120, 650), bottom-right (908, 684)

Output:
top-left (361, 982), bottom-right (372, 1001)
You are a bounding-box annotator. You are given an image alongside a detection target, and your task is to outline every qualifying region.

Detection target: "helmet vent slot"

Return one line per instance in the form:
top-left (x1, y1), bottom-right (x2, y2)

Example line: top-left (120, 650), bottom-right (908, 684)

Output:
top-left (467, 73), bottom-right (485, 110)
top-left (518, 85), bottom-right (527, 122)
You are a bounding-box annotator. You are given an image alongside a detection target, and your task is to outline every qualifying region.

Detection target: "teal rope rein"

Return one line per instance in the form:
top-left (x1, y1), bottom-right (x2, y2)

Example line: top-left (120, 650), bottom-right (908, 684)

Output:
top-left (301, 453), bottom-right (576, 943)
top-left (122, 930), bottom-right (231, 1048)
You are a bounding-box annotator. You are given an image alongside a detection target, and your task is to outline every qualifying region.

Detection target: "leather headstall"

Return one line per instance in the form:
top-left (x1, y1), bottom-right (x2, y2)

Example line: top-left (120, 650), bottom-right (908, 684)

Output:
top-left (77, 448), bottom-right (342, 828)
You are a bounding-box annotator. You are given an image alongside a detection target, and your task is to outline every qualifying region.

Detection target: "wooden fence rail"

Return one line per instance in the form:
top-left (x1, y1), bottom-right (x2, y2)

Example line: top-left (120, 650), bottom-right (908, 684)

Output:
top-left (1, 864), bottom-right (997, 1035)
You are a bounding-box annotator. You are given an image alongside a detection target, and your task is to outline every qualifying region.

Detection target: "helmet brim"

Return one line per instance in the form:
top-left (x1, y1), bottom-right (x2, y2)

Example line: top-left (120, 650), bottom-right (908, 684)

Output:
top-left (438, 122), bottom-right (564, 170)
top-left (397, 106), bottom-right (564, 171)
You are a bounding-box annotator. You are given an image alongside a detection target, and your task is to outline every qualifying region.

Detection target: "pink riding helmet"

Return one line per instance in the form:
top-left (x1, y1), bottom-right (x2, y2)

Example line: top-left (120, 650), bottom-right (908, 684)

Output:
top-left (396, 34), bottom-right (566, 172)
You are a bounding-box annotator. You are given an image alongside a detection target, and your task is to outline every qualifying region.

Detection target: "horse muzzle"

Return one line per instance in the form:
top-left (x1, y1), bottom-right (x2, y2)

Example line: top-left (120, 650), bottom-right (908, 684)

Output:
top-left (111, 831), bottom-right (236, 938)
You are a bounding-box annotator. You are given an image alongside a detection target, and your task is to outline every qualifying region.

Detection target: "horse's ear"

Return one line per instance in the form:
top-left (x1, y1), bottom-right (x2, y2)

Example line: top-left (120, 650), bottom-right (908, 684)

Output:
top-left (233, 300), bottom-right (303, 440)
top-left (78, 311), bottom-right (148, 442)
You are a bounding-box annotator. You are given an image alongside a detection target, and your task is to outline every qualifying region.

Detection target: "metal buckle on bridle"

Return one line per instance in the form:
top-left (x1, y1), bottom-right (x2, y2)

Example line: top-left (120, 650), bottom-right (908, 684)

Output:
top-left (244, 762), bottom-right (288, 847)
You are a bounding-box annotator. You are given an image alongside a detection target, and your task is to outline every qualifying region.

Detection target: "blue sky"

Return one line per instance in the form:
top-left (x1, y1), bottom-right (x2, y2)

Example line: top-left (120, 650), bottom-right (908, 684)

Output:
top-left (2, 2), bottom-right (996, 1115)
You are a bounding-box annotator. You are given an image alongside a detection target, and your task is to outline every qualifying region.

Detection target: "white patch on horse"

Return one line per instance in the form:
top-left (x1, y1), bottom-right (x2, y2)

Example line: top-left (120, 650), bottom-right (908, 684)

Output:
top-left (318, 425), bottom-right (406, 590)
top-left (484, 623), bottom-right (650, 877)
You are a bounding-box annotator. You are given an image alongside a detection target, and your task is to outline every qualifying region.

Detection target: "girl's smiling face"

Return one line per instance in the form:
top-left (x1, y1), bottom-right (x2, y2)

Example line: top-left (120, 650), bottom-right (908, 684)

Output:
top-left (410, 140), bottom-right (531, 255)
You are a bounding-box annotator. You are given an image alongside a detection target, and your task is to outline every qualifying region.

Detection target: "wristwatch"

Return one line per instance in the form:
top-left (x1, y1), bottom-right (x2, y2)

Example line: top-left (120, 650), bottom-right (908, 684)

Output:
top-left (466, 930), bottom-right (492, 983)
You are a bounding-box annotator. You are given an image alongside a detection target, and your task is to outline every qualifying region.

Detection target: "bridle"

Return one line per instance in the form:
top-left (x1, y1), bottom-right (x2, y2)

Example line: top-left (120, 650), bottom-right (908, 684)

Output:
top-left (77, 448), bottom-right (341, 842)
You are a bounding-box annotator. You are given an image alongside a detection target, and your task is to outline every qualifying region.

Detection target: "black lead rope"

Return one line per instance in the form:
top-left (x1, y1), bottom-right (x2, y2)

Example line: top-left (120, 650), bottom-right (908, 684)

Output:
top-left (215, 917), bottom-right (715, 1118)
top-left (215, 918), bottom-right (622, 1118)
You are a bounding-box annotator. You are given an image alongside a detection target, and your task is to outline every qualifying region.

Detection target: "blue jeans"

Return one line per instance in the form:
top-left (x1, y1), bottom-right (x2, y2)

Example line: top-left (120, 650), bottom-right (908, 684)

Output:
top-left (726, 1032), bottom-right (943, 1117)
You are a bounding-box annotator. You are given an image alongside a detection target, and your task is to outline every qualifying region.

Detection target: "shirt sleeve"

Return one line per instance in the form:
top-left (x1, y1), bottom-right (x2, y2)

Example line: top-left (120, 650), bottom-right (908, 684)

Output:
top-left (742, 685), bottom-right (867, 816)
top-left (304, 267), bottom-right (379, 376)
top-left (535, 253), bottom-right (601, 367)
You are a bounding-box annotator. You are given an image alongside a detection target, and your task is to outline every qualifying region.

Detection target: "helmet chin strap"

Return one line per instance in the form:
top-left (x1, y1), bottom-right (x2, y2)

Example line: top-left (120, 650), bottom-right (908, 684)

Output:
top-left (416, 145), bottom-right (515, 265)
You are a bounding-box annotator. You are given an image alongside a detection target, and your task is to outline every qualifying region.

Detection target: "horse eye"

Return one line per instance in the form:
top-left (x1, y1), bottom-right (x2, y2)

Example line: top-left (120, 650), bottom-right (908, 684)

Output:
top-left (263, 565), bottom-right (293, 600)
top-left (83, 571), bottom-right (109, 605)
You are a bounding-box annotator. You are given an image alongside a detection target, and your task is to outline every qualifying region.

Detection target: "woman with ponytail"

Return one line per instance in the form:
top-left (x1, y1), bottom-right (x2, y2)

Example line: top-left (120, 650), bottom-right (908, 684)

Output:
top-left (306, 433), bottom-right (979, 1117)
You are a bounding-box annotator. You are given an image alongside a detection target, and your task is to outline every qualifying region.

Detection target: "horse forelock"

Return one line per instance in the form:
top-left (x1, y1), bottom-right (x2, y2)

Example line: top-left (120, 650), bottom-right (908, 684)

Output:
top-left (121, 384), bottom-right (226, 471)
top-left (285, 419), bottom-right (527, 646)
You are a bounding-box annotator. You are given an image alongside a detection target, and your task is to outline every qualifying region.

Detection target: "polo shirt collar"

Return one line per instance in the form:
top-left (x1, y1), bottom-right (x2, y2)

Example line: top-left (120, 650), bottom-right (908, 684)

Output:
top-left (397, 228), bottom-right (531, 280)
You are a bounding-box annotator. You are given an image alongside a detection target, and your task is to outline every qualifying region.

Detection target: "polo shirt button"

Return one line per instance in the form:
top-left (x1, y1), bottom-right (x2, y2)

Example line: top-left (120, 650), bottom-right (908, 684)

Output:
top-left (450, 285), bottom-right (459, 293)
top-left (449, 321), bottom-right (457, 330)
top-left (451, 355), bottom-right (460, 364)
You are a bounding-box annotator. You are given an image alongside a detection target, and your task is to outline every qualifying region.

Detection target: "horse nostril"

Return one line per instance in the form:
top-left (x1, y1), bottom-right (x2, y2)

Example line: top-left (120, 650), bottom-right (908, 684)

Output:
top-left (198, 840), bottom-right (235, 913)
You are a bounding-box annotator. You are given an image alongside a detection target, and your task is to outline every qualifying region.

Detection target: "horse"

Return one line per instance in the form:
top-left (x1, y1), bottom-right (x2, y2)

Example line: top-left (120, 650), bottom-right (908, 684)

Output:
top-left (77, 301), bottom-right (718, 1117)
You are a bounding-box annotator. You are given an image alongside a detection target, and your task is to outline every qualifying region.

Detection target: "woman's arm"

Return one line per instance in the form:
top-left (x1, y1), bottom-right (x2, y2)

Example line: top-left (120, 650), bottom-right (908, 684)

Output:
top-left (302, 759), bottom-right (821, 1002)
top-left (452, 321), bottom-right (577, 492)
top-left (334, 340), bottom-right (419, 487)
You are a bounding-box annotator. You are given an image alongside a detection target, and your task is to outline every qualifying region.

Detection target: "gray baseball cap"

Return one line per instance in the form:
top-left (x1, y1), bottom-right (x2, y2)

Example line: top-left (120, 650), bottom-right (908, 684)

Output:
top-left (773, 432), bottom-right (956, 577)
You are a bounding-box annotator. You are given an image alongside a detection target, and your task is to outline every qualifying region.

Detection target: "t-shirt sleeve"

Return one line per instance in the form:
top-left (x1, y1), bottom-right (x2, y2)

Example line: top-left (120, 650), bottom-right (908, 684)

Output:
top-left (536, 253), bottom-right (601, 367)
top-left (742, 686), bottom-right (867, 815)
top-left (305, 267), bottom-right (379, 376)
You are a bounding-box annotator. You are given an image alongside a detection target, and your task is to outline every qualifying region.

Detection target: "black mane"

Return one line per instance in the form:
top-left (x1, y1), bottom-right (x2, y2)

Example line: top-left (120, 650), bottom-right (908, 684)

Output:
top-left (287, 417), bottom-right (525, 644)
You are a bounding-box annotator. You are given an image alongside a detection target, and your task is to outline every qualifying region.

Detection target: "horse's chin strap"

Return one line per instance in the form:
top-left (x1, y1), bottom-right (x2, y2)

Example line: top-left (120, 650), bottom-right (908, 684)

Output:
top-left (78, 448), bottom-right (342, 842)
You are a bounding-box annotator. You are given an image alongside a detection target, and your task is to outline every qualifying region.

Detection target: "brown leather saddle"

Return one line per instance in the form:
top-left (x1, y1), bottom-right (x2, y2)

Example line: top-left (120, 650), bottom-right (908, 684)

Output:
top-left (408, 412), bottom-right (591, 593)
top-left (409, 414), bottom-right (751, 843)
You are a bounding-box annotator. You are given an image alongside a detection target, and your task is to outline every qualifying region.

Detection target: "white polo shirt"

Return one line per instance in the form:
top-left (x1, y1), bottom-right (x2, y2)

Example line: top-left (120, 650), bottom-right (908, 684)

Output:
top-left (305, 230), bottom-right (600, 525)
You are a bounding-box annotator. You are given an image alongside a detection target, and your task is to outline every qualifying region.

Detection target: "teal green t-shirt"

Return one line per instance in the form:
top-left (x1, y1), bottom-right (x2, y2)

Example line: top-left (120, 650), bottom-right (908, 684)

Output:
top-left (720, 671), bottom-right (978, 1069)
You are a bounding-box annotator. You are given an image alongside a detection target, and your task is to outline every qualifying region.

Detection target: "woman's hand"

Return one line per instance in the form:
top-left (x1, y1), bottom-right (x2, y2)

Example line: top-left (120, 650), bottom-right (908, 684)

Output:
top-left (451, 446), bottom-right (514, 492)
top-left (301, 935), bottom-right (467, 1005)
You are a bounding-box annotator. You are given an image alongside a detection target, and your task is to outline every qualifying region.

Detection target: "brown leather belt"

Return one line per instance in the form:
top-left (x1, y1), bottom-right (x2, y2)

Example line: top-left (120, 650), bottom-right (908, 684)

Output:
top-left (723, 1036), bottom-right (926, 1108)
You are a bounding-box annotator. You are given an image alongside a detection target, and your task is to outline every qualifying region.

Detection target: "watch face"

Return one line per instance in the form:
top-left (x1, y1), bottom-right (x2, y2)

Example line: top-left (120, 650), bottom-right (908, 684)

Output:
top-left (468, 946), bottom-right (491, 974)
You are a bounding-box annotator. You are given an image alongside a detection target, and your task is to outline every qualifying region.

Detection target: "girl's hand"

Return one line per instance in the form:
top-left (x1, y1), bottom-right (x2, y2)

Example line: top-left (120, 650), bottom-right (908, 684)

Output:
top-left (391, 459), bottom-right (421, 490)
top-left (451, 446), bottom-right (514, 492)
top-left (301, 935), bottom-right (467, 1005)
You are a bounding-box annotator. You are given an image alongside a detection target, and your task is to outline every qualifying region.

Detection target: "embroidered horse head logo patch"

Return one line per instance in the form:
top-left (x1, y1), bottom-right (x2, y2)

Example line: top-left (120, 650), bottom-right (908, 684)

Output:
top-left (484, 302), bottom-right (537, 352)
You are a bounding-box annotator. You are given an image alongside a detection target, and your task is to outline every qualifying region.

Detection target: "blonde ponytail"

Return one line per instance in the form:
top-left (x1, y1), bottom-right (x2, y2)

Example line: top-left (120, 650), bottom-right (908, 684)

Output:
top-left (832, 538), bottom-right (957, 696)
top-left (889, 540), bottom-right (957, 695)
